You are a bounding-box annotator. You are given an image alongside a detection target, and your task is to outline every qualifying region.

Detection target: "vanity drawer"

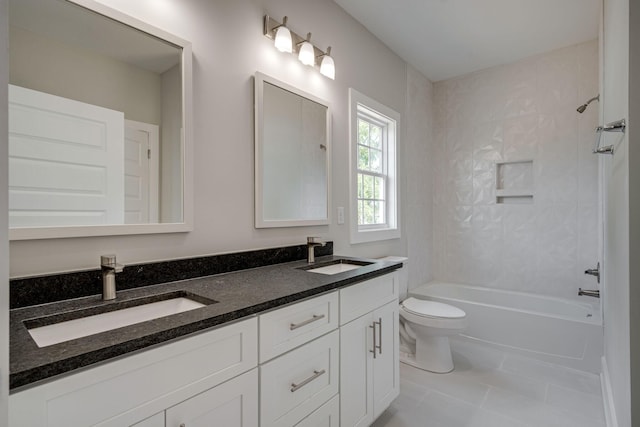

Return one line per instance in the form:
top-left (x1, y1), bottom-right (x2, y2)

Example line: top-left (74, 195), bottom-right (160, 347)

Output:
top-left (259, 291), bottom-right (338, 362)
top-left (260, 330), bottom-right (339, 427)
top-left (295, 394), bottom-right (340, 427)
top-left (340, 273), bottom-right (397, 325)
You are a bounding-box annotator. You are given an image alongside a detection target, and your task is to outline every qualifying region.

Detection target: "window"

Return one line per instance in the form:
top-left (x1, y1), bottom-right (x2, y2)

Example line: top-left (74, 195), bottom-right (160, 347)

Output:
top-left (349, 89), bottom-right (400, 243)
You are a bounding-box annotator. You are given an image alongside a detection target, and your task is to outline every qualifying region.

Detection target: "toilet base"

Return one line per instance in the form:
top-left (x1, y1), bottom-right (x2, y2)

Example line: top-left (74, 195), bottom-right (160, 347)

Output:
top-left (400, 335), bottom-right (454, 373)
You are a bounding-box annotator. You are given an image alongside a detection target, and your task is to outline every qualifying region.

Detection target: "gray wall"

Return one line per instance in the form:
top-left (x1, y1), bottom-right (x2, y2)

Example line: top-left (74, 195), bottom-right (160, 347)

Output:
top-left (0, 0), bottom-right (9, 422)
top-left (629, 0), bottom-right (640, 422)
top-left (9, 0), bottom-right (434, 296)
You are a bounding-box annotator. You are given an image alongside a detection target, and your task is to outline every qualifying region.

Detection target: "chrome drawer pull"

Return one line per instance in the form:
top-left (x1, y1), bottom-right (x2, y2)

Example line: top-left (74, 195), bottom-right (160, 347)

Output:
top-left (369, 323), bottom-right (377, 359)
top-left (375, 317), bottom-right (382, 355)
top-left (290, 314), bottom-right (325, 330)
top-left (290, 369), bottom-right (326, 392)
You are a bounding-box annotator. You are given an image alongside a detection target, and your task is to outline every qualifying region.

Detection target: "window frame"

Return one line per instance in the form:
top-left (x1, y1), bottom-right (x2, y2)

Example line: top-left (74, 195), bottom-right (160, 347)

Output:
top-left (348, 88), bottom-right (401, 244)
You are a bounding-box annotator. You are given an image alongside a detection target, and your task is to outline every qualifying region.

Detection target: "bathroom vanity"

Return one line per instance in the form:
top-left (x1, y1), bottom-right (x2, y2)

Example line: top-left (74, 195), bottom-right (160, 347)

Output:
top-left (9, 256), bottom-right (401, 426)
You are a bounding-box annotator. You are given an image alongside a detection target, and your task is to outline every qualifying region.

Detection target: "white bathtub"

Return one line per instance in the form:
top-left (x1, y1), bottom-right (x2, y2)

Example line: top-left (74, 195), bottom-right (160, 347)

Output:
top-left (409, 282), bottom-right (603, 373)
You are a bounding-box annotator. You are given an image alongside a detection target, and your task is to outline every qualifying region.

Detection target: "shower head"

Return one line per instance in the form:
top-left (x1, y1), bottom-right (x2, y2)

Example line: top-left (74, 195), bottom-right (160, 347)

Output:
top-left (577, 95), bottom-right (600, 113)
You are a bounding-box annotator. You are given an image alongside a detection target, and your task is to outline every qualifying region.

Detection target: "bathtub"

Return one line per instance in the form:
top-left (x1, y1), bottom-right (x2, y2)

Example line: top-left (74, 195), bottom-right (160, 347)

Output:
top-left (409, 282), bottom-right (604, 373)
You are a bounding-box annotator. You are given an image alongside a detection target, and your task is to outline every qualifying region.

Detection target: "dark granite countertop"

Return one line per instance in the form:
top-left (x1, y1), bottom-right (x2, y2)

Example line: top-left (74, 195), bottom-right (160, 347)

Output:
top-left (10, 255), bottom-right (401, 391)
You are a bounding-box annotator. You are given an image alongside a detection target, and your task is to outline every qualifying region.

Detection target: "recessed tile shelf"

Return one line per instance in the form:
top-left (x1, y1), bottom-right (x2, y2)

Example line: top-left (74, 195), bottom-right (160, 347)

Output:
top-left (496, 160), bottom-right (534, 204)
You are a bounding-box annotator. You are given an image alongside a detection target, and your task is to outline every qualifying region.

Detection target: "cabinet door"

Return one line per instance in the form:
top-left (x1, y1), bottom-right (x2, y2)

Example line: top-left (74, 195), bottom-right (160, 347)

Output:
top-left (372, 301), bottom-right (400, 419)
top-left (165, 368), bottom-right (258, 427)
top-left (339, 312), bottom-right (374, 427)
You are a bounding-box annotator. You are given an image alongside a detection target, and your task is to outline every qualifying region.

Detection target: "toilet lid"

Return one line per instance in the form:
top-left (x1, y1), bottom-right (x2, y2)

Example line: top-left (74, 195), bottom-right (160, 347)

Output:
top-left (401, 297), bottom-right (466, 319)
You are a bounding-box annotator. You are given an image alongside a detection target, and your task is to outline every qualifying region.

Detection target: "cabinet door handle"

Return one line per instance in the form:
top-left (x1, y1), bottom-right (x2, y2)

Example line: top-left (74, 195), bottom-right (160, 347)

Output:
top-left (369, 323), bottom-right (377, 359)
top-left (375, 317), bottom-right (382, 355)
top-left (290, 314), bottom-right (325, 330)
top-left (290, 369), bottom-right (326, 392)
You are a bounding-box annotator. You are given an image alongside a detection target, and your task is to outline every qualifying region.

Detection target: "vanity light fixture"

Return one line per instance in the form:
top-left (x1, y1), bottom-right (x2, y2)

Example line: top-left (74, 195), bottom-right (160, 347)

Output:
top-left (263, 15), bottom-right (336, 79)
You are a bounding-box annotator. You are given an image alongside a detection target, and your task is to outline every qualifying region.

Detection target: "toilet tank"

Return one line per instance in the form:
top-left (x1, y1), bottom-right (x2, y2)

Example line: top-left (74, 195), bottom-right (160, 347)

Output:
top-left (377, 256), bottom-right (408, 300)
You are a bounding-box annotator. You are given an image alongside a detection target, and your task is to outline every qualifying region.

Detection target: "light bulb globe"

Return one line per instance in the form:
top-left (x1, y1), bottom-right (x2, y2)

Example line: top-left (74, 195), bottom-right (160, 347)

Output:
top-left (320, 55), bottom-right (335, 80)
top-left (298, 41), bottom-right (315, 66)
top-left (274, 26), bottom-right (292, 53)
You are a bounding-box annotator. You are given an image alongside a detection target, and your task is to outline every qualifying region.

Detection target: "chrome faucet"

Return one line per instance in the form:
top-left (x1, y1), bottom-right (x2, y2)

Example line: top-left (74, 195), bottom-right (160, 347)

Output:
top-left (101, 254), bottom-right (124, 301)
top-left (307, 237), bottom-right (326, 264)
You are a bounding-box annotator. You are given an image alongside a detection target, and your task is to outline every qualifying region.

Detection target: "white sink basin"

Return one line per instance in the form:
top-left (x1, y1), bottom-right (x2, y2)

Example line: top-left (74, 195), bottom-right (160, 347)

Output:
top-left (27, 297), bottom-right (206, 348)
top-left (306, 262), bottom-right (364, 275)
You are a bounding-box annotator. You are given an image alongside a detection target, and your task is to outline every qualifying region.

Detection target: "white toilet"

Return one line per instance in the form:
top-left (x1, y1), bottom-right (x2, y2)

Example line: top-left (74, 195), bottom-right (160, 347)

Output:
top-left (399, 297), bottom-right (467, 373)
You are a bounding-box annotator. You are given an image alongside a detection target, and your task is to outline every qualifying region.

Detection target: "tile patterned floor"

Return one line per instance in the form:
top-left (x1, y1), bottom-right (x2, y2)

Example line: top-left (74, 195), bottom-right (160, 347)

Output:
top-left (373, 339), bottom-right (605, 427)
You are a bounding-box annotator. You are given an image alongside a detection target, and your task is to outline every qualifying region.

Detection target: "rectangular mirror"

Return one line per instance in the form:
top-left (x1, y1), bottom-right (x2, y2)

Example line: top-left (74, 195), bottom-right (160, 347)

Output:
top-left (254, 73), bottom-right (331, 228)
top-left (8, 0), bottom-right (193, 240)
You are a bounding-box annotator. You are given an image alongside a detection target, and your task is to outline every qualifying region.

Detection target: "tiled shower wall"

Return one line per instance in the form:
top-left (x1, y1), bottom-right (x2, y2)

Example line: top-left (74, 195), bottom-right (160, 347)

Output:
top-left (432, 40), bottom-right (599, 300)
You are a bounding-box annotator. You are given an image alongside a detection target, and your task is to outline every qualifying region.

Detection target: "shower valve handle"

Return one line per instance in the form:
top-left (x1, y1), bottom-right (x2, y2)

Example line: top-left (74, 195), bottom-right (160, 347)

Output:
top-left (584, 262), bottom-right (600, 284)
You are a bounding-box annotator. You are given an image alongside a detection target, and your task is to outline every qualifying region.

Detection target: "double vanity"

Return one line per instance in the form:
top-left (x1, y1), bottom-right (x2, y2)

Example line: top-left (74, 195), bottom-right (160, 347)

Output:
top-left (9, 253), bottom-right (402, 427)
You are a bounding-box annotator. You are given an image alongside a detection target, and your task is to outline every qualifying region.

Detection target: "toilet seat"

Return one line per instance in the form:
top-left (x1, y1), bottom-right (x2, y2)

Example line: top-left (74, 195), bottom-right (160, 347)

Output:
top-left (401, 297), bottom-right (465, 319)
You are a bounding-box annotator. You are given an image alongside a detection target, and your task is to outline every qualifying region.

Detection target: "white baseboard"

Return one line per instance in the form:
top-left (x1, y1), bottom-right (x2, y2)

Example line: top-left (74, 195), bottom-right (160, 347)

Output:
top-left (601, 356), bottom-right (619, 427)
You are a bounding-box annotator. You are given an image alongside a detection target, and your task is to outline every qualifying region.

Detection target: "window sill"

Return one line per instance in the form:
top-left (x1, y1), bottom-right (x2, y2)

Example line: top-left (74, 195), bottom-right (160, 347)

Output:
top-left (350, 227), bottom-right (401, 244)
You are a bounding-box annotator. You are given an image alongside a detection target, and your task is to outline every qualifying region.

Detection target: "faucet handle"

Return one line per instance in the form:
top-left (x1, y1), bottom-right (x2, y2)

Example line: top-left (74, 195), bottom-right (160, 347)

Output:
top-left (101, 254), bottom-right (124, 273)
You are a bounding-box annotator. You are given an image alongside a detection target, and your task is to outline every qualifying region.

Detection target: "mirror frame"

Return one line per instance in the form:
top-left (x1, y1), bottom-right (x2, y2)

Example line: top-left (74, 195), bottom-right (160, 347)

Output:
top-left (9, 0), bottom-right (194, 240)
top-left (254, 72), bottom-right (331, 228)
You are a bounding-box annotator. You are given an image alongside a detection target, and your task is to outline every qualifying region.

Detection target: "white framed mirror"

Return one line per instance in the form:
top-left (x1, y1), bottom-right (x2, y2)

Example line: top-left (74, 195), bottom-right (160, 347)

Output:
top-left (8, 0), bottom-right (193, 240)
top-left (254, 72), bottom-right (331, 228)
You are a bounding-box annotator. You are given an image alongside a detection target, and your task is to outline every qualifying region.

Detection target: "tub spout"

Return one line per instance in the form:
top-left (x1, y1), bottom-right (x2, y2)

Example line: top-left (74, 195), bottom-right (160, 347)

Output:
top-left (578, 288), bottom-right (600, 298)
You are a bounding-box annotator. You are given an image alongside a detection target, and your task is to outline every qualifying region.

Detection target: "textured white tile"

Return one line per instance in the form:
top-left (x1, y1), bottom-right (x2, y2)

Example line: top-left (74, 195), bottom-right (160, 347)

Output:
top-left (536, 113), bottom-right (578, 204)
top-left (577, 203), bottom-right (599, 290)
top-left (577, 106), bottom-right (599, 204)
top-left (432, 41), bottom-right (598, 300)
top-left (577, 40), bottom-right (599, 102)
top-left (536, 47), bottom-right (579, 115)
top-left (503, 114), bottom-right (538, 161)
top-left (504, 80), bottom-right (538, 119)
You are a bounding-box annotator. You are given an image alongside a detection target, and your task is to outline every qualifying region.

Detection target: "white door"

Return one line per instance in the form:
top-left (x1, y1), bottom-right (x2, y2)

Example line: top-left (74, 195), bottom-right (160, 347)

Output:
top-left (372, 301), bottom-right (400, 419)
top-left (340, 313), bottom-right (374, 427)
top-left (165, 369), bottom-right (258, 427)
top-left (8, 85), bottom-right (124, 227)
top-left (124, 120), bottom-right (159, 224)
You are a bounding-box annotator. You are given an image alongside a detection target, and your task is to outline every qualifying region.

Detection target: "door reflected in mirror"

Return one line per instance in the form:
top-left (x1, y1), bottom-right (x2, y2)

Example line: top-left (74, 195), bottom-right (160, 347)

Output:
top-left (255, 73), bottom-right (331, 228)
top-left (8, 0), bottom-right (191, 239)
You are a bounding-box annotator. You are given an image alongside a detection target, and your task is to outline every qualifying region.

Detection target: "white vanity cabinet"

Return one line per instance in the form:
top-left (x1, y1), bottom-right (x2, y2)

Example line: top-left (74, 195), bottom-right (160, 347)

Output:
top-left (258, 291), bottom-right (340, 427)
top-left (339, 274), bottom-right (400, 427)
top-left (9, 271), bottom-right (400, 427)
top-left (9, 317), bottom-right (258, 427)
